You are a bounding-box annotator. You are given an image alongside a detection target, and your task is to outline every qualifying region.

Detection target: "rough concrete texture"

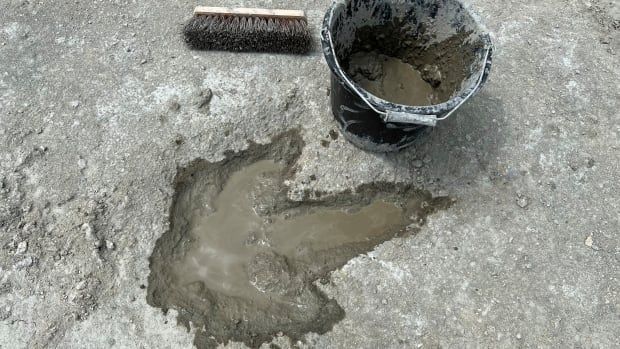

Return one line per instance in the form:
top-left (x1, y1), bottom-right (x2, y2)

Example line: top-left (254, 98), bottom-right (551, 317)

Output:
top-left (0, 0), bottom-right (618, 348)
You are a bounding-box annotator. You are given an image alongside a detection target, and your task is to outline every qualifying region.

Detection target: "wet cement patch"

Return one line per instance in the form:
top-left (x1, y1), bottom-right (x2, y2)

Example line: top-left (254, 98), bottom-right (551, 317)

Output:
top-left (147, 131), bottom-right (452, 348)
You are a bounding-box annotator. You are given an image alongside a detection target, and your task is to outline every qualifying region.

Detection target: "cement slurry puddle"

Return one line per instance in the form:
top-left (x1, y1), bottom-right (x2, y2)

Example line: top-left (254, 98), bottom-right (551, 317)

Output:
top-left (147, 133), bottom-right (451, 348)
top-left (175, 160), bottom-right (409, 304)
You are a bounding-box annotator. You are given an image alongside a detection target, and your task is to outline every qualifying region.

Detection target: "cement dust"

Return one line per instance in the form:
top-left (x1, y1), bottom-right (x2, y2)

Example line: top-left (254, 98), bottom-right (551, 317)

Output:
top-left (348, 52), bottom-right (440, 106)
top-left (174, 160), bottom-right (407, 306)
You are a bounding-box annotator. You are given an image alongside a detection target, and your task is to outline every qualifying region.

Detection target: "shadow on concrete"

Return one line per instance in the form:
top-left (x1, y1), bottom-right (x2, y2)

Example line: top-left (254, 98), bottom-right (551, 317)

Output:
top-left (383, 91), bottom-right (507, 187)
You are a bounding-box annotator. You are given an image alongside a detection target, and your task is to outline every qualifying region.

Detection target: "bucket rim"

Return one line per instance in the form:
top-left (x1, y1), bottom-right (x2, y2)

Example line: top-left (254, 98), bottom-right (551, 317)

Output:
top-left (320, 0), bottom-right (494, 118)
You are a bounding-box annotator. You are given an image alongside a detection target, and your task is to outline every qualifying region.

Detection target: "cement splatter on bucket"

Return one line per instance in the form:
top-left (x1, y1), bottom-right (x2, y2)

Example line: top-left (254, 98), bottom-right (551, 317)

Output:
top-left (321, 0), bottom-right (493, 152)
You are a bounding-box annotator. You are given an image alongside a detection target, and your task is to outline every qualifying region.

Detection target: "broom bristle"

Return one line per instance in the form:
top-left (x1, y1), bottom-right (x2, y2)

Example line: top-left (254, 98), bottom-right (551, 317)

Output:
top-left (184, 15), bottom-right (312, 54)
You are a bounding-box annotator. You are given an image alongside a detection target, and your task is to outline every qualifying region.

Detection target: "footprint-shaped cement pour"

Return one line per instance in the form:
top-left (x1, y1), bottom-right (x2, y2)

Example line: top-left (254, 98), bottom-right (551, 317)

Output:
top-left (147, 131), bottom-right (451, 348)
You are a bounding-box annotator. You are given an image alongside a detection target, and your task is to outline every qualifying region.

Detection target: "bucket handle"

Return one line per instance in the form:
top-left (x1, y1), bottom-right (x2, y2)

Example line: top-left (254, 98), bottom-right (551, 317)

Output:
top-left (327, 31), bottom-right (491, 127)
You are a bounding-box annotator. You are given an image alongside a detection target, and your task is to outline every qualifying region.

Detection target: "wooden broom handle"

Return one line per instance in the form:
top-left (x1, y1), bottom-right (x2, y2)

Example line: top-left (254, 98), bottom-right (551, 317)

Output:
top-left (194, 6), bottom-right (306, 19)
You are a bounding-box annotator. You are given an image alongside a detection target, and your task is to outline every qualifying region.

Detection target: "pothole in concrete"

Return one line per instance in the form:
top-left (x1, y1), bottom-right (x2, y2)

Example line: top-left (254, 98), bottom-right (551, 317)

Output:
top-left (147, 131), bottom-right (451, 348)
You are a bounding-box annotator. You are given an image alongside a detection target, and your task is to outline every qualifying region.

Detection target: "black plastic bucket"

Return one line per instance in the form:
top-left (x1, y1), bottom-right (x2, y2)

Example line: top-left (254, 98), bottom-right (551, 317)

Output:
top-left (321, 0), bottom-right (493, 152)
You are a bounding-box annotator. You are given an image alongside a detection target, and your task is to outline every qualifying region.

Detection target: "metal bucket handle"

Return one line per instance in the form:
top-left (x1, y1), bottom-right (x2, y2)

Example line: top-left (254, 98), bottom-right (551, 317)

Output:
top-left (327, 30), bottom-right (491, 127)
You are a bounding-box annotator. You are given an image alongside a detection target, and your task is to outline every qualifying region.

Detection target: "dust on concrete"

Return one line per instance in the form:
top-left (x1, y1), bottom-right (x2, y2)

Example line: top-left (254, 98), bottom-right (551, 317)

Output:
top-left (147, 131), bottom-right (452, 348)
top-left (348, 51), bottom-right (440, 106)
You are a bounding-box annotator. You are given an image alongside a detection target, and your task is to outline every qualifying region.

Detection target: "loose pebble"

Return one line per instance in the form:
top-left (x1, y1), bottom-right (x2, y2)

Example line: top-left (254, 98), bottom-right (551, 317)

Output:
top-left (14, 256), bottom-right (33, 270)
top-left (16, 241), bottom-right (27, 255)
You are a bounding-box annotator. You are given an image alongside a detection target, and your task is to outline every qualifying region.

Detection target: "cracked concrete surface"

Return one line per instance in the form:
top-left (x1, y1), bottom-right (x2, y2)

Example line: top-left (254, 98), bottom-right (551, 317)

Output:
top-left (0, 0), bottom-right (618, 348)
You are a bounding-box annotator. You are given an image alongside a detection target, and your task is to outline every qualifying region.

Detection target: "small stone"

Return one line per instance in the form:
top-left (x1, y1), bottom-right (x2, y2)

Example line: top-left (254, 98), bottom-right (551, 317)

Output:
top-left (381, 299), bottom-right (388, 305)
top-left (584, 234), bottom-right (593, 248)
top-left (14, 256), bottom-right (33, 270)
top-left (329, 129), bottom-right (339, 140)
top-left (70, 101), bottom-right (80, 108)
top-left (194, 88), bottom-right (213, 109)
top-left (516, 333), bottom-right (522, 339)
top-left (76, 280), bottom-right (87, 291)
top-left (81, 223), bottom-right (94, 238)
top-left (78, 158), bottom-right (87, 170)
top-left (516, 196), bottom-right (529, 208)
top-left (140, 59), bottom-right (148, 65)
top-left (167, 100), bottom-right (181, 112)
top-left (173, 135), bottom-right (184, 146)
top-left (94, 239), bottom-right (103, 249)
top-left (15, 241), bottom-right (27, 255)
top-left (106, 240), bottom-right (115, 250)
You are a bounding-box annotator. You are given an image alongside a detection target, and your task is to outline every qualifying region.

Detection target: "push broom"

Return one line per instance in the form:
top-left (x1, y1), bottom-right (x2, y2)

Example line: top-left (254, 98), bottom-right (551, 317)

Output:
top-left (184, 6), bottom-right (312, 53)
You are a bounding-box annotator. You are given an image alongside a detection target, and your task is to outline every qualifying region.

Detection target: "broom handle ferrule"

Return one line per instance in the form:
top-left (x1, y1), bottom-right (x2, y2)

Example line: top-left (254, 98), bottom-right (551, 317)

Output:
top-left (194, 6), bottom-right (306, 20)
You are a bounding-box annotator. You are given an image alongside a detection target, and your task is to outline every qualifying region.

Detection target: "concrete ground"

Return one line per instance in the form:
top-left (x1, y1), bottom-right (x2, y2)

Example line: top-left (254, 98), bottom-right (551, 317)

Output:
top-left (0, 0), bottom-right (618, 348)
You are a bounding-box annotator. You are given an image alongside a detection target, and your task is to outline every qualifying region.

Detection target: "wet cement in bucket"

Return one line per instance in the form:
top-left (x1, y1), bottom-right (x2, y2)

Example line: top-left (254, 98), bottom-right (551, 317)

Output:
top-left (342, 20), bottom-right (482, 106)
top-left (348, 51), bottom-right (441, 106)
top-left (147, 132), bottom-right (453, 348)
